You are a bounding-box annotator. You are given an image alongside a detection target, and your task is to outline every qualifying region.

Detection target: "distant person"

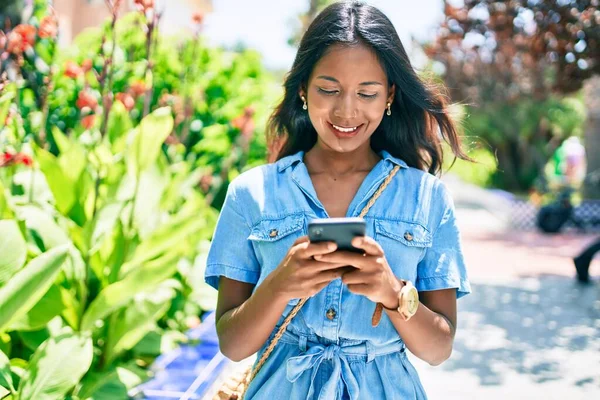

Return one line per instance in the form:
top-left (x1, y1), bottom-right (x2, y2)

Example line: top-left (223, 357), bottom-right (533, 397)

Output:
top-left (563, 136), bottom-right (586, 187)
top-left (574, 238), bottom-right (600, 283)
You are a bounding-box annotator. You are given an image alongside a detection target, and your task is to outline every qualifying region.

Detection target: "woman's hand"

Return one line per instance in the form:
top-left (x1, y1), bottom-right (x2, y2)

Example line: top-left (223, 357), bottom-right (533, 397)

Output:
top-left (314, 236), bottom-right (403, 309)
top-left (266, 236), bottom-right (348, 302)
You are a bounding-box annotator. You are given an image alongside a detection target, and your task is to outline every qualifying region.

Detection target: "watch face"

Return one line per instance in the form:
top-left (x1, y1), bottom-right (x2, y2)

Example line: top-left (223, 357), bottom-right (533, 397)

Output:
top-left (406, 287), bottom-right (419, 315)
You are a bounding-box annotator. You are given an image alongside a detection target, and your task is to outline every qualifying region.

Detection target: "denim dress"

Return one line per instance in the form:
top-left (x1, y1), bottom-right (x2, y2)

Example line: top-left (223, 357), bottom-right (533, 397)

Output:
top-left (205, 150), bottom-right (471, 399)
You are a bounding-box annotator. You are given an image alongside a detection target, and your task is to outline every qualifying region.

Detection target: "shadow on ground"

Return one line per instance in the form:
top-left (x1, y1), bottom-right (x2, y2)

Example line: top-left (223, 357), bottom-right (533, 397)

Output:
top-left (441, 276), bottom-right (600, 388)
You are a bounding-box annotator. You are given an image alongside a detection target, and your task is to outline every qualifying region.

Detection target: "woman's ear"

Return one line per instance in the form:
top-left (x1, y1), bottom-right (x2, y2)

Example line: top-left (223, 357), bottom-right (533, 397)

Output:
top-left (298, 87), bottom-right (305, 100)
top-left (387, 83), bottom-right (396, 104)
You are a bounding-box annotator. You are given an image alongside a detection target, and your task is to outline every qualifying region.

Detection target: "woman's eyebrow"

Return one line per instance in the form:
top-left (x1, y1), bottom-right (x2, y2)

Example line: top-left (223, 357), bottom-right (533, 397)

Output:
top-left (315, 75), bottom-right (383, 86)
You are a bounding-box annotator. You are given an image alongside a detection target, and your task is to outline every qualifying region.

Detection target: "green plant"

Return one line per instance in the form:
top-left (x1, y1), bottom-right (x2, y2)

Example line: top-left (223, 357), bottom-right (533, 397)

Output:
top-left (0, 1), bottom-right (278, 397)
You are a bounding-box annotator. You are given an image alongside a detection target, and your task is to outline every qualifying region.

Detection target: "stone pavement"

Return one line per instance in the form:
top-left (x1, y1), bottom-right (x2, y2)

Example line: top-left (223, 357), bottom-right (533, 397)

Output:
top-left (410, 207), bottom-right (600, 400)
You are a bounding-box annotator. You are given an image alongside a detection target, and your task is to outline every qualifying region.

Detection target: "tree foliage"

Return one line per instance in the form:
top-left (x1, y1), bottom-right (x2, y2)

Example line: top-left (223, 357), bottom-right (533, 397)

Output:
top-left (426, 0), bottom-right (596, 191)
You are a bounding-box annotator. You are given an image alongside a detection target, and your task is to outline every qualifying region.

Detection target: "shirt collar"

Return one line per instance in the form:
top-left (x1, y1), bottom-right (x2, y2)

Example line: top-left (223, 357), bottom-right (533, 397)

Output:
top-left (276, 151), bottom-right (305, 172)
top-left (378, 150), bottom-right (409, 169)
top-left (276, 149), bottom-right (408, 172)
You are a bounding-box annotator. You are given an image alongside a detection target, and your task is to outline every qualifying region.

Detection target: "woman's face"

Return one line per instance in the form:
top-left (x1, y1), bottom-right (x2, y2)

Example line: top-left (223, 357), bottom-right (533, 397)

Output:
top-left (301, 43), bottom-right (394, 154)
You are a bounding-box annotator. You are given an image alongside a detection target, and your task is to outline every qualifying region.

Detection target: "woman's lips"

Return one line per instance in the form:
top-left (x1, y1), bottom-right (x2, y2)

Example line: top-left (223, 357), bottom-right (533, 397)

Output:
top-left (327, 122), bottom-right (364, 138)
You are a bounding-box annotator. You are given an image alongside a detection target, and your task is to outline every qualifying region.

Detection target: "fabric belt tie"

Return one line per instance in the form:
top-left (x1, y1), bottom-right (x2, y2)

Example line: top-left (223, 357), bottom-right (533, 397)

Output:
top-left (286, 343), bottom-right (360, 400)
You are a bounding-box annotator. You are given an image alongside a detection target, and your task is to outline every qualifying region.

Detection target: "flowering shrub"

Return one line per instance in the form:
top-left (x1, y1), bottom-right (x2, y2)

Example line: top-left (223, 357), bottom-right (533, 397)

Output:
top-left (0, 0), bottom-right (279, 398)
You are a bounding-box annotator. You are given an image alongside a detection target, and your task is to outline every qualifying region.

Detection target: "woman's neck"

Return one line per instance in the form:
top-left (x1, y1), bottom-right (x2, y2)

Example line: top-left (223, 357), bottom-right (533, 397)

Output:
top-left (304, 143), bottom-right (381, 178)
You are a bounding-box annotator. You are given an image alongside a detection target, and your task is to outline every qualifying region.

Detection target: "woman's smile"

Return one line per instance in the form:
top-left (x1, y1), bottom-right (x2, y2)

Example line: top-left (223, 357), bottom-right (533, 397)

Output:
top-left (327, 121), bottom-right (365, 138)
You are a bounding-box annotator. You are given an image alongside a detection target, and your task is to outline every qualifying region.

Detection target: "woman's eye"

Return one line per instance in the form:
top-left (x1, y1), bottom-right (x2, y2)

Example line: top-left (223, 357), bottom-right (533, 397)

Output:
top-left (317, 88), bottom-right (338, 95)
top-left (358, 93), bottom-right (378, 99)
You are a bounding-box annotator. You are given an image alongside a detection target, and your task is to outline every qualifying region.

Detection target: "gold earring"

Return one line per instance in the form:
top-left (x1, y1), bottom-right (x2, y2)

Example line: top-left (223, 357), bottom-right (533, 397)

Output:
top-left (386, 102), bottom-right (391, 116)
top-left (301, 96), bottom-right (307, 110)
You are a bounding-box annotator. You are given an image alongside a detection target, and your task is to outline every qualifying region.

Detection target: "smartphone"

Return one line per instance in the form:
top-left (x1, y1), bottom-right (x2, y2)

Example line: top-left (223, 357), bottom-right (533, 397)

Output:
top-left (308, 217), bottom-right (366, 253)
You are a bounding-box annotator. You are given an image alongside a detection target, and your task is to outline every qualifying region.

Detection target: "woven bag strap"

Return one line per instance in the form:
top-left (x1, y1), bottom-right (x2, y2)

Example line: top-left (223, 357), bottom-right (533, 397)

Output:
top-left (246, 164), bottom-right (401, 385)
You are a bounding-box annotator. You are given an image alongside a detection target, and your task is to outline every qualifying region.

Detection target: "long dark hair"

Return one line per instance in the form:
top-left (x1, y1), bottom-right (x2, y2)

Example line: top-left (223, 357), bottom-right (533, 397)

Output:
top-left (267, 1), bottom-right (469, 174)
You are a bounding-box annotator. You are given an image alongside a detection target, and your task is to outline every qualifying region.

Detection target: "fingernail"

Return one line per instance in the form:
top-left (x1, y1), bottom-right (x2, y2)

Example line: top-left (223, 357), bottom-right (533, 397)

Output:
top-left (314, 255), bottom-right (323, 260)
top-left (328, 243), bottom-right (336, 250)
top-left (353, 238), bottom-right (363, 245)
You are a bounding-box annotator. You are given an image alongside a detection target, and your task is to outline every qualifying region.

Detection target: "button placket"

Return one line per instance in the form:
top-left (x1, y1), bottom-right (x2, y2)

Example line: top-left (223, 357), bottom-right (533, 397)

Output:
top-left (323, 279), bottom-right (342, 341)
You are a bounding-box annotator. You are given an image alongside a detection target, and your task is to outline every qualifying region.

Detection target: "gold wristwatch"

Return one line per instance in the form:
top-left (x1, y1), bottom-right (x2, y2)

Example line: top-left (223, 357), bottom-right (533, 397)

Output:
top-left (384, 280), bottom-right (419, 321)
top-left (371, 280), bottom-right (420, 327)
top-left (397, 280), bottom-right (419, 321)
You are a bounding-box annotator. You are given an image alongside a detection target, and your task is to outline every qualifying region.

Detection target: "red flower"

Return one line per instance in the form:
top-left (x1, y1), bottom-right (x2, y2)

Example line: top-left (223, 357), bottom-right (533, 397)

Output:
top-left (164, 133), bottom-right (180, 145)
top-left (134, 0), bottom-right (154, 12)
top-left (81, 58), bottom-right (93, 73)
top-left (76, 90), bottom-right (98, 110)
top-left (231, 106), bottom-right (256, 139)
top-left (129, 80), bottom-right (147, 98)
top-left (64, 60), bottom-right (82, 78)
top-left (192, 12), bottom-right (205, 25)
top-left (81, 114), bottom-right (96, 130)
top-left (6, 24), bottom-right (36, 55)
top-left (198, 174), bottom-right (213, 193)
top-left (2, 151), bottom-right (14, 164)
top-left (16, 153), bottom-right (33, 166)
top-left (38, 15), bottom-right (58, 39)
top-left (0, 152), bottom-right (33, 168)
top-left (115, 92), bottom-right (135, 111)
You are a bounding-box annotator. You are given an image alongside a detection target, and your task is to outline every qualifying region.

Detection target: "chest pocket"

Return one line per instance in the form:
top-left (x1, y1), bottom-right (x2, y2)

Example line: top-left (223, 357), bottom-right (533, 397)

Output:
top-left (374, 219), bottom-right (432, 281)
top-left (248, 214), bottom-right (305, 304)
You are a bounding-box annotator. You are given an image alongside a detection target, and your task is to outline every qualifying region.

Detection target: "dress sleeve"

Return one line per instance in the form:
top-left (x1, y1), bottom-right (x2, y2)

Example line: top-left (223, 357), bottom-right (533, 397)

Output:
top-left (204, 182), bottom-right (260, 290)
top-left (416, 182), bottom-right (471, 298)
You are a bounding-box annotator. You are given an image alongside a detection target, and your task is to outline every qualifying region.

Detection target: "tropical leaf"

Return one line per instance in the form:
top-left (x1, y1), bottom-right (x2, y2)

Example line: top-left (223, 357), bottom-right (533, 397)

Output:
top-left (0, 246), bottom-right (69, 333)
top-left (0, 220), bottom-right (27, 286)
top-left (80, 251), bottom-right (180, 332)
top-left (17, 333), bottom-right (93, 400)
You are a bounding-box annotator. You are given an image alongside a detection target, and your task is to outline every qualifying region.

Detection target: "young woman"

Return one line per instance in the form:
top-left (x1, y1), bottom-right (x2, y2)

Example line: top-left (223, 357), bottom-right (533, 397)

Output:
top-left (205, 2), bottom-right (471, 398)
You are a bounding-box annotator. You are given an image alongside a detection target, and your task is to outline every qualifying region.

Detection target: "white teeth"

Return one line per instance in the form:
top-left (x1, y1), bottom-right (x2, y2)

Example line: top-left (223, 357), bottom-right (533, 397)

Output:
top-left (332, 124), bottom-right (359, 133)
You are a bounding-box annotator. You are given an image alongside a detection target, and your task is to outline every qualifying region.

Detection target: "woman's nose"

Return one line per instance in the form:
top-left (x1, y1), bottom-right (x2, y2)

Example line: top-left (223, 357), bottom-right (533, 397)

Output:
top-left (333, 95), bottom-right (358, 119)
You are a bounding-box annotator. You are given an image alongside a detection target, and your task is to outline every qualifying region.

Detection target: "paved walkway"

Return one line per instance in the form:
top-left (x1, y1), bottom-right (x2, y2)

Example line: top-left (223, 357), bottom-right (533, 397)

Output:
top-left (411, 207), bottom-right (600, 399)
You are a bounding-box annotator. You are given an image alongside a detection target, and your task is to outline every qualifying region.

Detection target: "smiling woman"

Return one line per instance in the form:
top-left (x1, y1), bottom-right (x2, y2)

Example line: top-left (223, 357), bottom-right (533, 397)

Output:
top-left (206, 2), bottom-right (472, 399)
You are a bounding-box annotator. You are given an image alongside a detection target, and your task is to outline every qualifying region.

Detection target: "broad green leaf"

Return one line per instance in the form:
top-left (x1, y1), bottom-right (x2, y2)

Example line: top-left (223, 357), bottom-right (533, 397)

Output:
top-left (59, 287), bottom-right (80, 331)
top-left (31, 146), bottom-right (76, 215)
top-left (13, 205), bottom-right (70, 250)
top-left (0, 349), bottom-right (15, 394)
top-left (13, 206), bottom-right (85, 284)
top-left (106, 100), bottom-right (133, 147)
top-left (8, 285), bottom-right (64, 331)
top-left (88, 203), bottom-right (124, 254)
top-left (0, 90), bottom-right (15, 127)
top-left (9, 358), bottom-right (27, 388)
top-left (0, 246), bottom-right (69, 333)
top-left (127, 107), bottom-right (174, 174)
top-left (132, 329), bottom-right (187, 358)
top-left (80, 251), bottom-right (180, 332)
top-left (0, 333), bottom-right (10, 359)
top-left (0, 220), bottom-right (27, 285)
top-left (58, 144), bottom-right (86, 189)
top-left (104, 286), bottom-right (175, 365)
top-left (132, 165), bottom-right (169, 239)
top-left (17, 329), bottom-right (50, 352)
top-left (122, 210), bottom-right (206, 277)
top-left (50, 127), bottom-right (72, 154)
top-left (18, 333), bottom-right (93, 400)
top-left (75, 362), bottom-right (147, 400)
top-left (0, 181), bottom-right (15, 220)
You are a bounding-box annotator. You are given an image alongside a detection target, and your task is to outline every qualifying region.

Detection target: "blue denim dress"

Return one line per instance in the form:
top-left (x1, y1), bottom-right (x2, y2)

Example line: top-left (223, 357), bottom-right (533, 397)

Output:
top-left (205, 150), bottom-right (471, 399)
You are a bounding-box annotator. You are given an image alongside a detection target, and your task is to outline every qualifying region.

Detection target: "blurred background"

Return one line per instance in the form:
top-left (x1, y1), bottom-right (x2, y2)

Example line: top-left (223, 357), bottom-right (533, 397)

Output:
top-left (0, 0), bottom-right (598, 399)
